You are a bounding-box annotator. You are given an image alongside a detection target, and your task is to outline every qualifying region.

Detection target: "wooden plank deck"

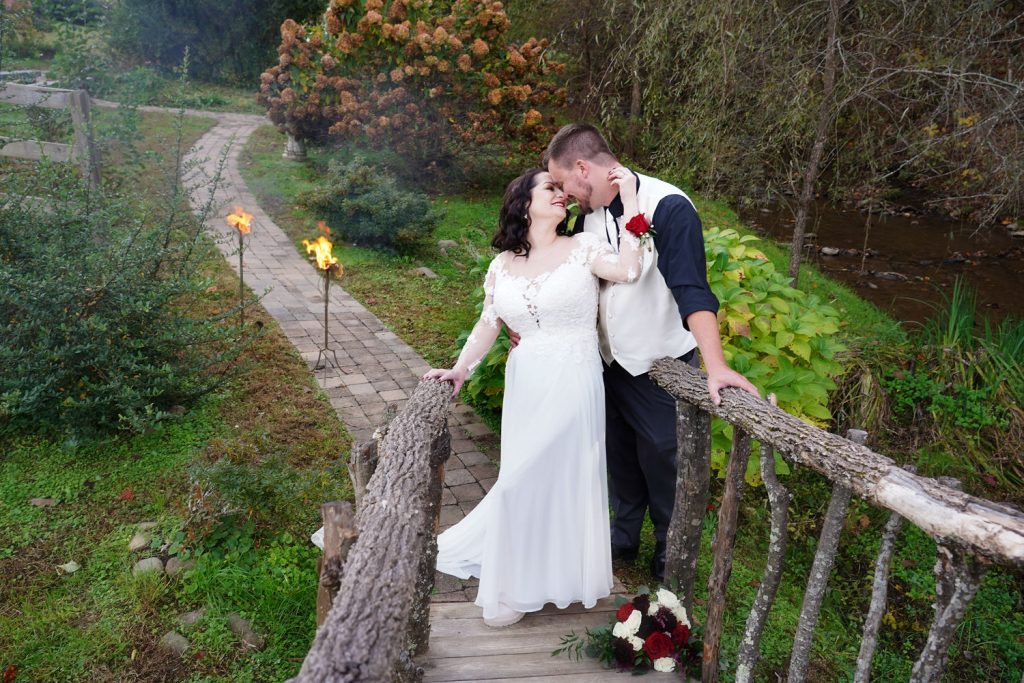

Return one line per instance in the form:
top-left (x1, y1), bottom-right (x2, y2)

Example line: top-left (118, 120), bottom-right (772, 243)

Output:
top-left (419, 597), bottom-right (684, 682)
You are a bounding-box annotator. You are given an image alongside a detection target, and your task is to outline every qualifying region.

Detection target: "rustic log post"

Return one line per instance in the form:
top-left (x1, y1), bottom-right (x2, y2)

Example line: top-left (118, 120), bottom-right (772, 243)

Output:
top-left (316, 502), bottom-right (357, 629)
top-left (703, 428), bottom-right (752, 683)
top-left (348, 403), bottom-right (397, 511)
top-left (787, 428), bottom-right (865, 683)
top-left (68, 89), bottom-right (100, 189)
top-left (736, 402), bottom-right (790, 683)
top-left (407, 423), bottom-right (451, 658)
top-left (853, 465), bottom-right (915, 683)
top-left (347, 439), bottom-right (378, 512)
top-left (909, 478), bottom-right (988, 683)
top-left (664, 400), bottom-right (712, 614)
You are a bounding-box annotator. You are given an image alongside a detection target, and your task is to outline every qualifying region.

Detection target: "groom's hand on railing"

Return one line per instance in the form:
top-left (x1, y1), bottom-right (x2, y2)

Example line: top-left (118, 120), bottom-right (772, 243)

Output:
top-left (705, 364), bottom-right (760, 406)
top-left (423, 367), bottom-right (468, 397)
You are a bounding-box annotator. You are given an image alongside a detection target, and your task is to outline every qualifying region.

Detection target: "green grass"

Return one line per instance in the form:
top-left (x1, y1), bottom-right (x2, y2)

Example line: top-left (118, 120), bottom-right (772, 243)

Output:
top-left (1, 103), bottom-right (350, 682)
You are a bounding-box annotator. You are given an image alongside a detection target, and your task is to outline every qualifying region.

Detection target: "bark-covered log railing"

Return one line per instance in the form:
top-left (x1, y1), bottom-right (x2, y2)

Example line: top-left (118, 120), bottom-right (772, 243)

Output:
top-left (289, 380), bottom-right (453, 683)
top-left (649, 358), bottom-right (1024, 683)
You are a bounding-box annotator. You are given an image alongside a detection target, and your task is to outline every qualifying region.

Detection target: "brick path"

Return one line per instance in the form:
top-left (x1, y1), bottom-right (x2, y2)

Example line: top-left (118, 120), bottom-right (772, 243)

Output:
top-left (182, 113), bottom-right (490, 601)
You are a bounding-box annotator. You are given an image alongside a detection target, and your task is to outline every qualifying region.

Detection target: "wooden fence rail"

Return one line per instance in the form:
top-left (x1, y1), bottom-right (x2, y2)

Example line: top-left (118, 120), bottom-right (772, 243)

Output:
top-left (649, 358), bottom-right (1024, 683)
top-left (0, 82), bottom-right (100, 187)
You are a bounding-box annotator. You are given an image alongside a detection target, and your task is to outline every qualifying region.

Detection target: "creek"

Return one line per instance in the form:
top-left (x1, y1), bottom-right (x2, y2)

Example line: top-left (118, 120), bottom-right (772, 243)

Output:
top-left (740, 202), bottom-right (1024, 325)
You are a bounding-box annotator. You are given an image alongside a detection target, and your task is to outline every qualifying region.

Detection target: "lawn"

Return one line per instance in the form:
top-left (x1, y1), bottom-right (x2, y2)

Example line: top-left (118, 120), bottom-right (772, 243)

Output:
top-left (0, 109), bottom-right (351, 682)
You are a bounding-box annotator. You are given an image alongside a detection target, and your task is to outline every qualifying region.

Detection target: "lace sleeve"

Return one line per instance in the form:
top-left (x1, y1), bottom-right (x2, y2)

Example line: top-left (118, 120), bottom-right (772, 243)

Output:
top-left (581, 229), bottom-right (644, 284)
top-left (453, 256), bottom-right (503, 375)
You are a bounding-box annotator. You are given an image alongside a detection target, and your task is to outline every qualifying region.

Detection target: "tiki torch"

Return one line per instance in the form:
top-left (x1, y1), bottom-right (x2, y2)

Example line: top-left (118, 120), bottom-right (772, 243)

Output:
top-left (303, 222), bottom-right (344, 370)
top-left (226, 206), bottom-right (253, 328)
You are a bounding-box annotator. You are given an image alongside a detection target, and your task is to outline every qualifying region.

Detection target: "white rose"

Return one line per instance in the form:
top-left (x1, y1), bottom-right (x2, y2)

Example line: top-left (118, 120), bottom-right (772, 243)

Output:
top-left (647, 601), bottom-right (660, 616)
top-left (628, 635), bottom-right (645, 652)
top-left (671, 605), bottom-right (691, 628)
top-left (656, 588), bottom-right (681, 610)
top-left (653, 657), bottom-right (676, 672)
top-left (613, 608), bottom-right (642, 638)
top-left (624, 608), bottom-right (642, 634)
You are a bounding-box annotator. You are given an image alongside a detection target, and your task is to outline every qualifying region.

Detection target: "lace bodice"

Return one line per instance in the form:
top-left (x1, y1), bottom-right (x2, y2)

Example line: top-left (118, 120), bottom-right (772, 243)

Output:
top-left (454, 231), bottom-right (643, 375)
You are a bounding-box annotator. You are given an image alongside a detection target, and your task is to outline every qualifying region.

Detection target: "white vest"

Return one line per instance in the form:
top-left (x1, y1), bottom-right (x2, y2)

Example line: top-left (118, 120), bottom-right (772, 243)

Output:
top-left (581, 172), bottom-right (698, 376)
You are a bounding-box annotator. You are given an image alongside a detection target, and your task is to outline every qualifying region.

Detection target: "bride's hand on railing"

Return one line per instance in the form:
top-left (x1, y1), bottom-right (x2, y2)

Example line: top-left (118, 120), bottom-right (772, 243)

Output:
top-left (423, 367), bottom-right (468, 396)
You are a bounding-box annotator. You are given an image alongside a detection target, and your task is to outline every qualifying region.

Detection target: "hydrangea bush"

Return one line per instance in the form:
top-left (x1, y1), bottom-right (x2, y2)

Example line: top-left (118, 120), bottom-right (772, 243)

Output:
top-left (257, 0), bottom-right (566, 169)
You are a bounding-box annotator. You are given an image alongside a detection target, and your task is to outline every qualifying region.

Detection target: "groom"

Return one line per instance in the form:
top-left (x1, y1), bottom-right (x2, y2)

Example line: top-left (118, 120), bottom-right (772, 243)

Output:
top-left (542, 123), bottom-right (758, 580)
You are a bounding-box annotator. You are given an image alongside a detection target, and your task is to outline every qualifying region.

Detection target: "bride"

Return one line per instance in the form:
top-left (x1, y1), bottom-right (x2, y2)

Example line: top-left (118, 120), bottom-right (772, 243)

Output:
top-left (424, 166), bottom-right (643, 628)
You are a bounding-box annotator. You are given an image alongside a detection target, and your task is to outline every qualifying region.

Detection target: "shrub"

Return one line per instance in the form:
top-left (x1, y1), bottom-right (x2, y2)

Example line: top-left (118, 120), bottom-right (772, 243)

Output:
top-left (49, 23), bottom-right (115, 95)
top-left (257, 0), bottom-right (565, 172)
top-left (0, 148), bottom-right (251, 438)
top-left (297, 156), bottom-right (442, 251)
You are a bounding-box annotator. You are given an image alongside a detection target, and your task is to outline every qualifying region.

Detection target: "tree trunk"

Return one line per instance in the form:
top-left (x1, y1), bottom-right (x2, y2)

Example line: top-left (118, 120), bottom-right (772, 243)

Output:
top-left (789, 0), bottom-right (846, 284)
top-left (283, 133), bottom-right (307, 161)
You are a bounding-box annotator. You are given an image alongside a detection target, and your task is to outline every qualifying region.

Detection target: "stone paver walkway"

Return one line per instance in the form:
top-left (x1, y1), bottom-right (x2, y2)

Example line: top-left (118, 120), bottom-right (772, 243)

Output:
top-left (181, 112), bottom-right (493, 601)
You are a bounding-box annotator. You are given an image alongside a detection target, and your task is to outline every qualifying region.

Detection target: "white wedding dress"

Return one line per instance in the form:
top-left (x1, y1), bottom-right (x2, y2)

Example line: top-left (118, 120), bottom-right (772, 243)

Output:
top-left (436, 230), bottom-right (643, 620)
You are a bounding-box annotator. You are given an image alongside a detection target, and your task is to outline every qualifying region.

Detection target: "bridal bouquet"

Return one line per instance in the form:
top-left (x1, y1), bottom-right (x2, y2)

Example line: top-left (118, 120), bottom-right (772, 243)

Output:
top-left (553, 587), bottom-right (701, 675)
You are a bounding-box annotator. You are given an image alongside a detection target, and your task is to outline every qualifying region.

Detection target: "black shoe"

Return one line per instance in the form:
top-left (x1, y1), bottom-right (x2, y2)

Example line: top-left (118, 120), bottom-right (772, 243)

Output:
top-left (611, 544), bottom-right (639, 562)
top-left (650, 543), bottom-right (666, 584)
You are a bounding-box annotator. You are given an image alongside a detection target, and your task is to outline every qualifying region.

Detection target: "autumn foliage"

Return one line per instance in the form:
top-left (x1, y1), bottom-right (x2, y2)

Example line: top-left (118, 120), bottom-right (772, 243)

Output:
top-left (258, 0), bottom-right (565, 168)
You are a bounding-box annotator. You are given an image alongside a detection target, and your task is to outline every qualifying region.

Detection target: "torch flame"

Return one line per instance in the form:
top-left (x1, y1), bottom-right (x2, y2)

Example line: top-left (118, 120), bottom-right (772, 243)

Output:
top-left (303, 235), bottom-right (342, 274)
top-left (226, 206), bottom-right (253, 235)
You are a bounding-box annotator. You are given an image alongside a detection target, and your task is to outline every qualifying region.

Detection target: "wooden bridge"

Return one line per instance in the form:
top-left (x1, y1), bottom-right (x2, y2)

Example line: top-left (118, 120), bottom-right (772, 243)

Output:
top-left (285, 361), bottom-right (1024, 683)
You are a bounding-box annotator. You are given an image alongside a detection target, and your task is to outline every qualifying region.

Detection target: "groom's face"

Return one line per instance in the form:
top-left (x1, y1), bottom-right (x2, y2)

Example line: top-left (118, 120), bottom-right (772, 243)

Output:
top-left (548, 160), bottom-right (595, 214)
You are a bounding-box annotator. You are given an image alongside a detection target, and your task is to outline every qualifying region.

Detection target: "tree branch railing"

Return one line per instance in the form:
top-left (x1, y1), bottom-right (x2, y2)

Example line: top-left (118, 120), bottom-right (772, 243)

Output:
top-left (288, 380), bottom-right (453, 683)
top-left (650, 358), bottom-right (1024, 683)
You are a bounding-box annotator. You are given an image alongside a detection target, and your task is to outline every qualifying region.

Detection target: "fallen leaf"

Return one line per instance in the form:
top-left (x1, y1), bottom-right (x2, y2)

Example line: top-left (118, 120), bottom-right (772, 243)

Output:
top-left (57, 561), bottom-right (80, 574)
top-left (118, 488), bottom-right (135, 502)
top-left (4, 664), bottom-right (17, 683)
top-left (29, 498), bottom-right (56, 507)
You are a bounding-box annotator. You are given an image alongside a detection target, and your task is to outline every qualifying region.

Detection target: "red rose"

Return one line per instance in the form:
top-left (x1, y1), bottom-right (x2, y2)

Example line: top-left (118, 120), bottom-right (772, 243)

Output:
top-left (671, 623), bottom-right (690, 647)
top-left (625, 213), bottom-right (650, 237)
top-left (615, 603), bottom-right (636, 622)
top-left (643, 631), bottom-right (674, 660)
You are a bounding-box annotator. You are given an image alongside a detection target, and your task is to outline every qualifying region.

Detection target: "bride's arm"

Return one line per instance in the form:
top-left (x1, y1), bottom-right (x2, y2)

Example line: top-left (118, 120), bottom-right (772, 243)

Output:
top-left (423, 258), bottom-right (502, 396)
top-left (588, 167), bottom-right (644, 284)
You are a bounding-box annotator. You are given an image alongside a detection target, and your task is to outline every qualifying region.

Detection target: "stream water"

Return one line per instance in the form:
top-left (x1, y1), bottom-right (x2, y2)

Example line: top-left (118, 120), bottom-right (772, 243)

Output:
top-left (739, 202), bottom-right (1024, 326)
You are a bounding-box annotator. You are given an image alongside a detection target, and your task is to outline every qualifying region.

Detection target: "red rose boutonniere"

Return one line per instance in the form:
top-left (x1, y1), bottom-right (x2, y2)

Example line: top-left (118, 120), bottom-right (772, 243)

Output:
top-left (625, 213), bottom-right (655, 248)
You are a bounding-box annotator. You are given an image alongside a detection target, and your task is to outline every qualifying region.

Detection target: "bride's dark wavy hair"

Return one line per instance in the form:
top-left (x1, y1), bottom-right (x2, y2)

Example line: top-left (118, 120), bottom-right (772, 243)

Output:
top-left (493, 168), bottom-right (570, 258)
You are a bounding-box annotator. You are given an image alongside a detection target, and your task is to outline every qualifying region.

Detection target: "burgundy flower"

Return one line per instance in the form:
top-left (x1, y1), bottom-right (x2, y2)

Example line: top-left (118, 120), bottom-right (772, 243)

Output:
top-left (616, 602), bottom-right (636, 622)
top-left (632, 594), bottom-right (651, 614)
top-left (644, 631), bottom-right (674, 660)
top-left (671, 623), bottom-right (691, 647)
top-left (636, 612), bottom-right (658, 640)
top-left (611, 636), bottom-right (636, 668)
top-left (654, 605), bottom-right (678, 632)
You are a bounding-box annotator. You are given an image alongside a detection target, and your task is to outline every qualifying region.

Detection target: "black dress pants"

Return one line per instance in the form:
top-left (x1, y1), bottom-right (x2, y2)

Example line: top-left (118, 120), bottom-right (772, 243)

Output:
top-left (604, 350), bottom-right (699, 550)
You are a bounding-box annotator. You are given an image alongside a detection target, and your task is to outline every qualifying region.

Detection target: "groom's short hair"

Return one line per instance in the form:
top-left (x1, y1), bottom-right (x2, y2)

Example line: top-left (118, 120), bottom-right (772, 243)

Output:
top-left (543, 123), bottom-right (616, 169)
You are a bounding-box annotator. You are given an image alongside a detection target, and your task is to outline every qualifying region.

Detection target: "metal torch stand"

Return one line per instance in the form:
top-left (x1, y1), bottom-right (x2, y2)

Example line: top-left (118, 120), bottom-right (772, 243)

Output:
top-left (314, 270), bottom-right (341, 372)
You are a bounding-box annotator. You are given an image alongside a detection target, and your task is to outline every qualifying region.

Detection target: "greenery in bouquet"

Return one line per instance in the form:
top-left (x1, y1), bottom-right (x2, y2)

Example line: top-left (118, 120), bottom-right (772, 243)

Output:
top-left (553, 587), bottom-right (701, 676)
